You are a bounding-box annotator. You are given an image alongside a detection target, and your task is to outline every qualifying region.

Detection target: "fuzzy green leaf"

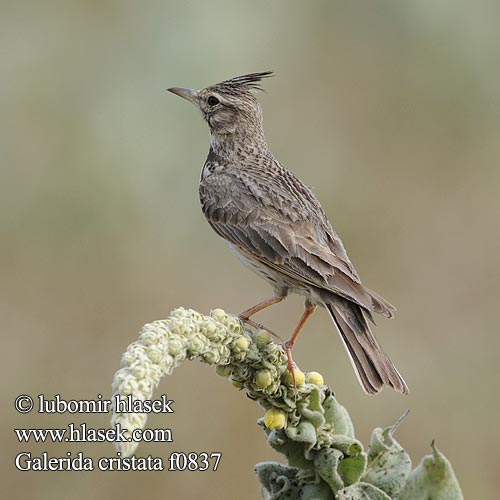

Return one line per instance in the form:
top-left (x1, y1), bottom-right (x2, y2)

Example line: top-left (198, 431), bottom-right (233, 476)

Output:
top-left (398, 442), bottom-right (464, 500)
top-left (362, 420), bottom-right (411, 497)
top-left (323, 394), bottom-right (355, 438)
top-left (338, 482), bottom-right (392, 499)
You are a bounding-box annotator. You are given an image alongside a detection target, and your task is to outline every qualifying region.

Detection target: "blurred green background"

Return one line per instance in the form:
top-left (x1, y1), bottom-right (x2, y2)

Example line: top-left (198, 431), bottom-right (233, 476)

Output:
top-left (2, 1), bottom-right (499, 498)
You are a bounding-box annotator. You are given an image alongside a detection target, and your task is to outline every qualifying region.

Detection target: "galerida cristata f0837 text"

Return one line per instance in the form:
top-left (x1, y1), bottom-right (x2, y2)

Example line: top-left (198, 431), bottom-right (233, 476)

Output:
top-left (168, 72), bottom-right (408, 395)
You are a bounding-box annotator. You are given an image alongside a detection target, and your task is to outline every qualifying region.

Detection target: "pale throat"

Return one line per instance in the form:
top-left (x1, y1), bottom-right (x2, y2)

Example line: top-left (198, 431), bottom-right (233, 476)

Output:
top-left (209, 124), bottom-right (268, 161)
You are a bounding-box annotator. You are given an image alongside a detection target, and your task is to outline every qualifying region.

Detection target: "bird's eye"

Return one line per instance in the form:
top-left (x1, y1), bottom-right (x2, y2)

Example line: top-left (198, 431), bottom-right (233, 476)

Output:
top-left (207, 96), bottom-right (220, 107)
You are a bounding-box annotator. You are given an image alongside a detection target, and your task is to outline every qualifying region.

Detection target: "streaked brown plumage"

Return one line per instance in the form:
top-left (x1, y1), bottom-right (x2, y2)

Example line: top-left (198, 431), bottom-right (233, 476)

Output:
top-left (168, 72), bottom-right (408, 395)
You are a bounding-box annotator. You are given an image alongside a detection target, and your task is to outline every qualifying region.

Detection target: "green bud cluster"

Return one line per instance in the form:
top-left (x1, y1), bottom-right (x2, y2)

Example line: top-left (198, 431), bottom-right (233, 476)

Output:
top-left (111, 307), bottom-right (463, 499)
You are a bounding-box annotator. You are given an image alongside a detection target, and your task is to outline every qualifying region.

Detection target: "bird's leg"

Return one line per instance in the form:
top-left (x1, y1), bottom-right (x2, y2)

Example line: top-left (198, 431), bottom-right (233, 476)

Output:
top-left (283, 305), bottom-right (318, 384)
top-left (239, 296), bottom-right (284, 319)
top-left (238, 296), bottom-right (284, 338)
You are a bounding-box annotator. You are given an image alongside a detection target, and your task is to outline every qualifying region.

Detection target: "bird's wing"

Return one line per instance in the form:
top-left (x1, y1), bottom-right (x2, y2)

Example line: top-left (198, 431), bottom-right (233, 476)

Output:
top-left (200, 164), bottom-right (395, 318)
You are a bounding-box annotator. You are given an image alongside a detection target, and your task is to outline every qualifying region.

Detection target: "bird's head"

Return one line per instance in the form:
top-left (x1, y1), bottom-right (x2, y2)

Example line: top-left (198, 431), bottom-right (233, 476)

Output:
top-left (168, 72), bottom-right (273, 143)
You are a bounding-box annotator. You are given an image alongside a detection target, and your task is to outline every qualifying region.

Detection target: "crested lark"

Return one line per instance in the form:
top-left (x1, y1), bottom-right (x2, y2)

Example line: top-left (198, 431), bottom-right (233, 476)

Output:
top-left (168, 72), bottom-right (408, 395)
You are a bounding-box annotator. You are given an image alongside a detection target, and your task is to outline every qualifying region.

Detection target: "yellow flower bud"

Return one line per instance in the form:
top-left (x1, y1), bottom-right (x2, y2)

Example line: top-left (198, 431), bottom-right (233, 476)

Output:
top-left (211, 308), bottom-right (227, 323)
top-left (232, 335), bottom-right (250, 352)
top-left (203, 351), bottom-right (218, 364)
top-left (231, 380), bottom-right (243, 389)
top-left (168, 339), bottom-right (184, 356)
top-left (306, 371), bottom-right (324, 386)
top-left (264, 408), bottom-right (286, 430)
top-left (285, 368), bottom-right (305, 386)
top-left (215, 365), bottom-right (231, 377)
top-left (255, 370), bottom-right (273, 388)
top-left (203, 322), bottom-right (217, 338)
top-left (255, 329), bottom-right (272, 348)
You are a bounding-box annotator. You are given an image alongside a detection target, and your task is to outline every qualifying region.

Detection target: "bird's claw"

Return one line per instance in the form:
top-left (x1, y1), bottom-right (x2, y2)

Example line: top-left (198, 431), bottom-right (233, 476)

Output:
top-left (237, 315), bottom-right (281, 341)
top-left (282, 341), bottom-right (297, 386)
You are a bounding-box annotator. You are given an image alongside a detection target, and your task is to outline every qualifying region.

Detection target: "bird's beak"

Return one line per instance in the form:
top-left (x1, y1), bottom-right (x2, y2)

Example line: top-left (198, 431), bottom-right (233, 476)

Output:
top-left (167, 87), bottom-right (199, 105)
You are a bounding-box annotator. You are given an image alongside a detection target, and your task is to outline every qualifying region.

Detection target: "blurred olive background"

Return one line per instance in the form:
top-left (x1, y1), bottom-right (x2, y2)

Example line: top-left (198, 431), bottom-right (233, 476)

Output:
top-left (2, 1), bottom-right (499, 499)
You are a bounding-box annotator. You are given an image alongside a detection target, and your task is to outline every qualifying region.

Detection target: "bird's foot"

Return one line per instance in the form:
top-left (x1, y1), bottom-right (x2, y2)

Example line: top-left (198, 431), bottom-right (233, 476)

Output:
top-left (282, 340), bottom-right (297, 386)
top-left (237, 314), bottom-right (282, 342)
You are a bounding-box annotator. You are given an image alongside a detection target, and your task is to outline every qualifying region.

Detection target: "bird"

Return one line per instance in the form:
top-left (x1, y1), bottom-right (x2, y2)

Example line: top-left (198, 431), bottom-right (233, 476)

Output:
top-left (168, 72), bottom-right (408, 395)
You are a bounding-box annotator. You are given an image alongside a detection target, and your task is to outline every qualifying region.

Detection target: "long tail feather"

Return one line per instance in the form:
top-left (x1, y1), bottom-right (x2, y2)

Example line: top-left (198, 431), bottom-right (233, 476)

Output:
top-left (325, 298), bottom-right (408, 395)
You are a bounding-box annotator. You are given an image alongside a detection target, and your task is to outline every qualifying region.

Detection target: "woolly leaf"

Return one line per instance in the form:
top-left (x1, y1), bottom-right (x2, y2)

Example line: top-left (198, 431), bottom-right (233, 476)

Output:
top-left (338, 482), bottom-right (392, 499)
top-left (398, 441), bottom-right (464, 500)
top-left (362, 418), bottom-right (411, 497)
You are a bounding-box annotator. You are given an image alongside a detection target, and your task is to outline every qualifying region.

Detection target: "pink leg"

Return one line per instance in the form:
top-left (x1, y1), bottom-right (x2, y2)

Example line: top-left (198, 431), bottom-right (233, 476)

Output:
top-left (239, 296), bottom-right (284, 319)
top-left (283, 305), bottom-right (318, 384)
top-left (238, 296), bottom-right (285, 338)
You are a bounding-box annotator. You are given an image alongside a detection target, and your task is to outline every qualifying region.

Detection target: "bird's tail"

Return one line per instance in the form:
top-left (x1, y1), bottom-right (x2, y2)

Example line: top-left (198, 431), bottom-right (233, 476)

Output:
top-left (325, 297), bottom-right (409, 395)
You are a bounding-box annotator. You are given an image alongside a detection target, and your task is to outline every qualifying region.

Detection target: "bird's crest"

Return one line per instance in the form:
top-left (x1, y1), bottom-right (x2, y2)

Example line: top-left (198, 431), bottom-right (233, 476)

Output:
top-left (215, 71), bottom-right (274, 94)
